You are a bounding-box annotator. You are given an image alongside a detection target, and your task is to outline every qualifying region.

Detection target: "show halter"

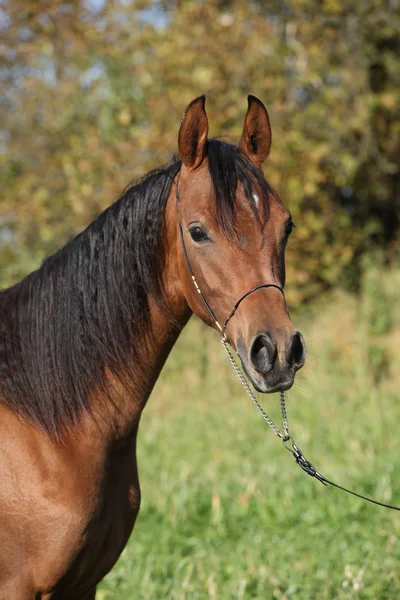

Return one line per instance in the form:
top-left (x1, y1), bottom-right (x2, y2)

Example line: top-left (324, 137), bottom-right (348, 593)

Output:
top-left (176, 177), bottom-right (400, 512)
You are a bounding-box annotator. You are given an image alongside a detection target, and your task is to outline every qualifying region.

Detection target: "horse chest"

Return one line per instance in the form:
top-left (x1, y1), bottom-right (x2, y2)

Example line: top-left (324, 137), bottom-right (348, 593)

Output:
top-left (56, 458), bottom-right (141, 596)
top-left (49, 439), bottom-right (142, 594)
top-left (0, 413), bottom-right (141, 596)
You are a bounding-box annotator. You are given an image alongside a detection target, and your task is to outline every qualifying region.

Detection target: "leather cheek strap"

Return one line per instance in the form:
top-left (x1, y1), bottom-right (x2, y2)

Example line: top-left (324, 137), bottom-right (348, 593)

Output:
top-left (178, 219), bottom-right (284, 338)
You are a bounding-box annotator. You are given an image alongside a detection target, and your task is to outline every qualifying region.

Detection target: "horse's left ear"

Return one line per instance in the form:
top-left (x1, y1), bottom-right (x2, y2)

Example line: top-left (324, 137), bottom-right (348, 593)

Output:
top-left (178, 95), bottom-right (208, 169)
top-left (239, 95), bottom-right (272, 166)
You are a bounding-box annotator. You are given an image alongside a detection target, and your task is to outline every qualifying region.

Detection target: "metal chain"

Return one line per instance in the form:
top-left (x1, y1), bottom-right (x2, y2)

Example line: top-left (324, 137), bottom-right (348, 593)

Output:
top-left (221, 336), bottom-right (400, 511)
top-left (221, 337), bottom-right (290, 441)
top-left (280, 388), bottom-right (289, 439)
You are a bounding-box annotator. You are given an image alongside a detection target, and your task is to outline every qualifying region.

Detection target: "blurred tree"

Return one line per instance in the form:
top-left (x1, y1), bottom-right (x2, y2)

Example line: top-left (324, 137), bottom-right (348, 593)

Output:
top-left (1, 0), bottom-right (399, 301)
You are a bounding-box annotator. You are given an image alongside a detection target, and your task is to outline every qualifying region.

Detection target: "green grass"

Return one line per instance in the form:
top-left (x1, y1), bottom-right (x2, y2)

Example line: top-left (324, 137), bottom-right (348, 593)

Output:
top-left (98, 268), bottom-right (400, 599)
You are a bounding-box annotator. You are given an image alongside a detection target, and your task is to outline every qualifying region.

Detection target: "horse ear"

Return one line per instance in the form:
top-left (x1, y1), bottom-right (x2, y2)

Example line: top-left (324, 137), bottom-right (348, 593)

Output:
top-left (178, 95), bottom-right (208, 169)
top-left (239, 95), bottom-right (271, 166)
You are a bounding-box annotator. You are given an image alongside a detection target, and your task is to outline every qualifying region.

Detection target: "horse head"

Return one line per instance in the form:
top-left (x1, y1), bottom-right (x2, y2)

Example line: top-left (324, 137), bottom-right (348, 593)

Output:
top-left (174, 95), bottom-right (306, 393)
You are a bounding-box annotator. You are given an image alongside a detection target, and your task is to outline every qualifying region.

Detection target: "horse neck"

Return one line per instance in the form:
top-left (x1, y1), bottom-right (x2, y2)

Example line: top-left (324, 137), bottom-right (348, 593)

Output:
top-left (84, 189), bottom-right (191, 445)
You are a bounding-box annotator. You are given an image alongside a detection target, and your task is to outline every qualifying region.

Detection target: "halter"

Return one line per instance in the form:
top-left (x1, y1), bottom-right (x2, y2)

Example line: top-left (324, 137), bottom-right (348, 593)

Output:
top-left (176, 176), bottom-right (400, 512)
top-left (176, 183), bottom-right (284, 339)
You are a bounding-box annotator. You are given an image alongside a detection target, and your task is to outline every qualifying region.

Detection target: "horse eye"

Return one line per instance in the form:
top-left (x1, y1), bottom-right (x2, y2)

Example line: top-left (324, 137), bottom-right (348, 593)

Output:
top-left (189, 225), bottom-right (208, 243)
top-left (285, 220), bottom-right (295, 237)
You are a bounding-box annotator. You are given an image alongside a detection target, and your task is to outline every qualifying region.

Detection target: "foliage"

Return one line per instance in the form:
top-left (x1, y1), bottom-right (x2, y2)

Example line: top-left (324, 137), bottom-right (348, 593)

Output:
top-left (1, 0), bottom-right (399, 301)
top-left (96, 267), bottom-right (400, 598)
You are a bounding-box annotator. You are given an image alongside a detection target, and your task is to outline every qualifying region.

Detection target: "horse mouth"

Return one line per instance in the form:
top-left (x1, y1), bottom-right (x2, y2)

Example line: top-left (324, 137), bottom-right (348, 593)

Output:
top-left (249, 375), bottom-right (295, 394)
top-left (240, 359), bottom-right (298, 394)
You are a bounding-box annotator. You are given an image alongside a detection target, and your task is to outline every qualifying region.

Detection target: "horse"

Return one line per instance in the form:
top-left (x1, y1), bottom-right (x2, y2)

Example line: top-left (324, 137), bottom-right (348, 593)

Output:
top-left (0, 95), bottom-right (306, 599)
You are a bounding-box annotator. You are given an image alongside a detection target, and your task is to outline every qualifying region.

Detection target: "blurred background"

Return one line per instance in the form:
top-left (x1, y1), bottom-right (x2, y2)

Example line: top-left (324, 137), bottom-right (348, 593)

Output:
top-left (1, 1), bottom-right (400, 598)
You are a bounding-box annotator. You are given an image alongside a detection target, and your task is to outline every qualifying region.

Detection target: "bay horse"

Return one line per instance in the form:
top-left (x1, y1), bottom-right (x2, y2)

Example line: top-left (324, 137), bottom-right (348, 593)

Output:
top-left (0, 95), bottom-right (305, 599)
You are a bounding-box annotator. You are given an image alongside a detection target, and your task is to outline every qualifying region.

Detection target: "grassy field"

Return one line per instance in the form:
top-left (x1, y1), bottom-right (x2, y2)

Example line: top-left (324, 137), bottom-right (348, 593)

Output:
top-left (98, 267), bottom-right (400, 599)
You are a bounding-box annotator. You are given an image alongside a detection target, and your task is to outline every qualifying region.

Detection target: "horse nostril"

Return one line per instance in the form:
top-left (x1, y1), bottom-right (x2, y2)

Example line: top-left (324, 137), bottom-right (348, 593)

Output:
top-left (287, 332), bottom-right (306, 369)
top-left (250, 333), bottom-right (278, 374)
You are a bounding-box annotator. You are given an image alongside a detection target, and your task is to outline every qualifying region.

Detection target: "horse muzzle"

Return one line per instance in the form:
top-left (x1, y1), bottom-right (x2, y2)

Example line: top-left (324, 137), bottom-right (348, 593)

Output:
top-left (237, 330), bottom-right (306, 393)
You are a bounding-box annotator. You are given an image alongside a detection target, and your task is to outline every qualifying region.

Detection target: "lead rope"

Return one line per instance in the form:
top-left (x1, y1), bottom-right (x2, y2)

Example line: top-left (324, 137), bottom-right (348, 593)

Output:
top-left (221, 335), bottom-right (400, 508)
top-left (177, 179), bottom-right (400, 511)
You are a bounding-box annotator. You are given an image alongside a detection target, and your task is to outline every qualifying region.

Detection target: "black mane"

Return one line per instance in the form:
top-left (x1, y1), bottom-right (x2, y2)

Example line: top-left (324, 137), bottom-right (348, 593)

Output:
top-left (0, 139), bottom-right (271, 436)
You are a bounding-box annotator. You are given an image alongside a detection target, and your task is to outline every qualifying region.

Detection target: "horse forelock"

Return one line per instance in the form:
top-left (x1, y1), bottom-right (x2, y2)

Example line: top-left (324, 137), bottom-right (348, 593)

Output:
top-left (206, 139), bottom-right (272, 238)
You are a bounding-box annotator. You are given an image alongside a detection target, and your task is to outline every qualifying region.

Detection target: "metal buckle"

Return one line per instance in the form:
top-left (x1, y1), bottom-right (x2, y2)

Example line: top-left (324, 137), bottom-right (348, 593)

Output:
top-left (283, 437), bottom-right (327, 486)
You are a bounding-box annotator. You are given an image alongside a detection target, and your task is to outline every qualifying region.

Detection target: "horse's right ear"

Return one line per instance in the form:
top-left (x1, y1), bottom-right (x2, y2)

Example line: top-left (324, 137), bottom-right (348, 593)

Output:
top-left (178, 96), bottom-right (208, 169)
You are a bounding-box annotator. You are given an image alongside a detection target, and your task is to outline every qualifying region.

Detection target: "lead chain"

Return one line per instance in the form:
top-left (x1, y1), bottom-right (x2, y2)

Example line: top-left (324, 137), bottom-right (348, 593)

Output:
top-left (221, 334), bottom-right (400, 509)
top-left (221, 337), bottom-right (290, 441)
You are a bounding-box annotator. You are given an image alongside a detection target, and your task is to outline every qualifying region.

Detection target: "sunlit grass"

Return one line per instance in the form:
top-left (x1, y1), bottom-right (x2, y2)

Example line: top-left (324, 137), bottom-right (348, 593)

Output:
top-left (99, 268), bottom-right (400, 599)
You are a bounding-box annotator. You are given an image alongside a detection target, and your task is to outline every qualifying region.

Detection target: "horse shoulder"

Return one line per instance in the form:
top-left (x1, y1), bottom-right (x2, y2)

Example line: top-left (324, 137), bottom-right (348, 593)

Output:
top-left (0, 403), bottom-right (140, 595)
